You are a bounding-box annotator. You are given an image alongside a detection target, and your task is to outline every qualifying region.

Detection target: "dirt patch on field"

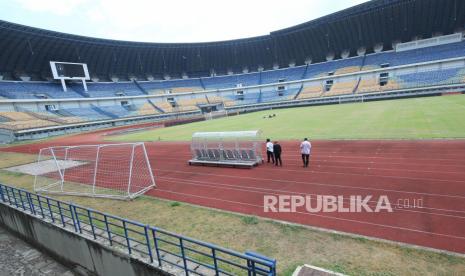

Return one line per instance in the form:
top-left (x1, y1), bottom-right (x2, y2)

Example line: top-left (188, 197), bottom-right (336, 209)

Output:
top-left (5, 160), bottom-right (86, 176)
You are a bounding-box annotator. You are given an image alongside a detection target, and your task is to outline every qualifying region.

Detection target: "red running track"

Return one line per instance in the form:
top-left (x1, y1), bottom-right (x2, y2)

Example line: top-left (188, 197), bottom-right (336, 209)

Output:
top-left (3, 128), bottom-right (465, 254)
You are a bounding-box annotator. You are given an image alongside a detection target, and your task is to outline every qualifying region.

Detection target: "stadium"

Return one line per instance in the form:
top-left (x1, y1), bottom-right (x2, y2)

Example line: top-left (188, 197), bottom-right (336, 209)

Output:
top-left (0, 0), bottom-right (464, 275)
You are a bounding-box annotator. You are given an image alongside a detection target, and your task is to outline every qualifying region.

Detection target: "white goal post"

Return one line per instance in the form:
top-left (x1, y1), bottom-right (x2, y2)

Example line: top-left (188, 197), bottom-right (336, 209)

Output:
top-left (204, 110), bottom-right (228, 121)
top-left (34, 143), bottom-right (156, 200)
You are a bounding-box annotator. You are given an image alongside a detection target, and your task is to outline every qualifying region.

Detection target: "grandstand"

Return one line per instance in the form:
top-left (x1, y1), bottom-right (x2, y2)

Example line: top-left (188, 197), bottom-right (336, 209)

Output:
top-left (0, 0), bottom-right (464, 143)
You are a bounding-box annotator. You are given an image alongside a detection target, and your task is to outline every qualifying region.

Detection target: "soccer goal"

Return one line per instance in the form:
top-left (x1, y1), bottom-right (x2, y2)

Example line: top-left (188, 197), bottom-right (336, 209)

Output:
top-left (33, 143), bottom-right (156, 200)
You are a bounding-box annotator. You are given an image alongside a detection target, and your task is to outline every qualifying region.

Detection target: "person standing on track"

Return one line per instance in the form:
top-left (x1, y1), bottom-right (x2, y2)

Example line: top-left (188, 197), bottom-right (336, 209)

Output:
top-left (300, 138), bottom-right (312, 168)
top-left (273, 141), bottom-right (282, 166)
top-left (266, 138), bottom-right (275, 164)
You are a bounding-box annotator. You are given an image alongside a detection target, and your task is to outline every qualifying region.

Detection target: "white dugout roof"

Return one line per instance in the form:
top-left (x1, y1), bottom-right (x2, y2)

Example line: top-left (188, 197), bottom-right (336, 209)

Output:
top-left (192, 131), bottom-right (262, 141)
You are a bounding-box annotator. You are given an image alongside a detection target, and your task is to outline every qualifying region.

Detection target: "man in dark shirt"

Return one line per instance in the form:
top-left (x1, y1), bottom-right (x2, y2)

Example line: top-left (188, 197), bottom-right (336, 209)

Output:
top-left (273, 141), bottom-right (282, 166)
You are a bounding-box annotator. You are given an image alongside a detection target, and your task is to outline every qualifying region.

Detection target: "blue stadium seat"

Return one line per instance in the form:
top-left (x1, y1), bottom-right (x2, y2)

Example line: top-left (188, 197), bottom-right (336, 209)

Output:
top-left (261, 67), bottom-right (306, 84)
top-left (70, 82), bottom-right (144, 97)
top-left (202, 73), bottom-right (260, 89)
top-left (364, 40), bottom-right (465, 68)
top-left (397, 67), bottom-right (463, 88)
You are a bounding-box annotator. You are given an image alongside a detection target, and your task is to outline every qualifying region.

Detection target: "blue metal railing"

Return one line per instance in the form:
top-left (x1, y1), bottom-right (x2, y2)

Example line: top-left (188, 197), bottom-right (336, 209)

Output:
top-left (0, 183), bottom-right (276, 275)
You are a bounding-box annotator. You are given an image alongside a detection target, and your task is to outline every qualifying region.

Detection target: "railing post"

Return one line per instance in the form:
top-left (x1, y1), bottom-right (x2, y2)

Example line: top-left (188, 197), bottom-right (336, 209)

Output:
top-left (46, 198), bottom-right (55, 223)
top-left (27, 193), bottom-right (36, 215)
top-left (69, 204), bottom-right (78, 232)
top-left (73, 205), bottom-right (82, 233)
top-left (246, 251), bottom-right (276, 276)
top-left (18, 190), bottom-right (26, 211)
top-left (152, 229), bottom-right (162, 267)
top-left (212, 248), bottom-right (219, 276)
top-left (37, 195), bottom-right (45, 218)
top-left (5, 187), bottom-right (12, 205)
top-left (247, 260), bottom-right (253, 276)
top-left (122, 221), bottom-right (131, 254)
top-left (0, 184), bottom-right (5, 202)
top-left (57, 201), bottom-right (66, 227)
top-left (251, 261), bottom-right (257, 276)
top-left (179, 238), bottom-right (189, 275)
top-left (87, 209), bottom-right (96, 239)
top-left (144, 226), bottom-right (153, 263)
top-left (104, 215), bottom-right (112, 246)
top-left (11, 188), bottom-right (19, 208)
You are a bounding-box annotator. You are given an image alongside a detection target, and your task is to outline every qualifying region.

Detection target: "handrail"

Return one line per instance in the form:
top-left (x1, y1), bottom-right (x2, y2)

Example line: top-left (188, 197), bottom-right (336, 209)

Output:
top-left (0, 183), bottom-right (276, 275)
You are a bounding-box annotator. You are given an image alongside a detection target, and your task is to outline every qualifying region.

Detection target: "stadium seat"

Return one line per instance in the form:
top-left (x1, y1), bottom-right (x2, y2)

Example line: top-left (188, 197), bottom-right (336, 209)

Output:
top-left (297, 85), bottom-right (324, 99)
top-left (324, 81), bottom-right (358, 96)
top-left (335, 66), bottom-right (361, 75)
top-left (356, 78), bottom-right (380, 93)
top-left (396, 68), bottom-right (463, 88)
top-left (137, 102), bottom-right (160, 116)
top-left (0, 110), bottom-right (86, 130)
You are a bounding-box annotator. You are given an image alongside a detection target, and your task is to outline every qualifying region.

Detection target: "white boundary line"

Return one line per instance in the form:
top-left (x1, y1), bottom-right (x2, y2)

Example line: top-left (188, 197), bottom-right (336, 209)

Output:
top-left (151, 188), bottom-right (465, 242)
top-left (141, 192), bottom-right (465, 258)
top-left (158, 176), bottom-right (465, 216)
top-left (155, 168), bottom-right (465, 199)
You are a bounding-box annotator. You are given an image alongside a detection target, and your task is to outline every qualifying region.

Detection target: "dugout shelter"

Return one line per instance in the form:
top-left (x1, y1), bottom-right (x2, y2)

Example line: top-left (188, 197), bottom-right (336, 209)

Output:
top-left (189, 131), bottom-right (263, 168)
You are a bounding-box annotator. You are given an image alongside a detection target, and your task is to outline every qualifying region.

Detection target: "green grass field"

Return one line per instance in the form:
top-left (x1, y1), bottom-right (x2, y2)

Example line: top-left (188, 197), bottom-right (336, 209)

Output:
top-left (109, 94), bottom-right (465, 142)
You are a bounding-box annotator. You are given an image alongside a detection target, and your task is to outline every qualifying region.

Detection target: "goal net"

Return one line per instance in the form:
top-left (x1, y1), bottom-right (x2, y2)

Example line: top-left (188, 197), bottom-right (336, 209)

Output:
top-left (204, 110), bottom-right (228, 121)
top-left (34, 143), bottom-right (156, 200)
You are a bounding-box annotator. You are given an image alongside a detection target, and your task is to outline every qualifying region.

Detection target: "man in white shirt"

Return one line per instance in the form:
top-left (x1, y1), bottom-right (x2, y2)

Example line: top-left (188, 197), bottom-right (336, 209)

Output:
top-left (266, 138), bottom-right (274, 164)
top-left (300, 138), bottom-right (312, 168)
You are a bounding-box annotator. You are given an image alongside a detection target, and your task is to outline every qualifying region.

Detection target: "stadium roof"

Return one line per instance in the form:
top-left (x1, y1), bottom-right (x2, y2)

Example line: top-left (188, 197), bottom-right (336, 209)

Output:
top-left (0, 0), bottom-right (463, 80)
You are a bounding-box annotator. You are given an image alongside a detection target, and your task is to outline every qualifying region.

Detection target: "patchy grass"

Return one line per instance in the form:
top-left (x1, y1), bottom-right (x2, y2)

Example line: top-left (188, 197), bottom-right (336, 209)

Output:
top-left (109, 95), bottom-right (465, 141)
top-left (241, 216), bottom-right (259, 225)
top-left (1, 151), bottom-right (465, 275)
top-left (0, 151), bottom-right (38, 169)
top-left (1, 171), bottom-right (25, 178)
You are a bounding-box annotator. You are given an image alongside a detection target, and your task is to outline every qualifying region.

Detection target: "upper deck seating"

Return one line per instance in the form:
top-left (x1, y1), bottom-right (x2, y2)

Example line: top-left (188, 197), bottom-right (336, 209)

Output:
top-left (139, 79), bottom-right (203, 94)
top-left (70, 82), bottom-right (144, 97)
top-left (304, 57), bottom-right (363, 79)
top-left (396, 67), bottom-right (463, 88)
top-left (261, 67), bottom-right (306, 84)
top-left (202, 73), bottom-right (260, 89)
top-left (364, 40), bottom-right (465, 69)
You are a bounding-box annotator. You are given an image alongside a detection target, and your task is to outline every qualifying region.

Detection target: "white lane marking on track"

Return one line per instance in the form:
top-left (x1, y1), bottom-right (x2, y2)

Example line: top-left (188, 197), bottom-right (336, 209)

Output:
top-left (152, 188), bottom-right (465, 241)
top-left (150, 157), bottom-right (465, 175)
top-left (155, 168), bottom-right (465, 199)
top-left (158, 177), bottom-right (465, 218)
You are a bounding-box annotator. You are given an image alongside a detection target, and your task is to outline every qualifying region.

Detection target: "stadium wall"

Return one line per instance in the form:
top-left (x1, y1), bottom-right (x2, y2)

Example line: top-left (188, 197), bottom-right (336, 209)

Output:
top-left (0, 202), bottom-right (170, 276)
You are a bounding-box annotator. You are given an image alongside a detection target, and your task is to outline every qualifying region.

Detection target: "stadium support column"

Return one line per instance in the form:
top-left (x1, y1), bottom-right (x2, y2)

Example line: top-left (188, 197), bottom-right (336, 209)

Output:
top-left (82, 79), bottom-right (88, 92)
top-left (60, 79), bottom-right (67, 92)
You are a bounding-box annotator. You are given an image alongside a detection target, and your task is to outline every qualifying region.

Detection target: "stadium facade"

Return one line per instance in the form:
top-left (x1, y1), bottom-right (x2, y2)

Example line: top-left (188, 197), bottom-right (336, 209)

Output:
top-left (0, 0), bottom-right (465, 142)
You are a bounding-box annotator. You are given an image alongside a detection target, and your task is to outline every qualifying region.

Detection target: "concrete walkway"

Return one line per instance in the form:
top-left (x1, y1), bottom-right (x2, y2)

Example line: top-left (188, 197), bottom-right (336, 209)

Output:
top-left (0, 226), bottom-right (75, 276)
